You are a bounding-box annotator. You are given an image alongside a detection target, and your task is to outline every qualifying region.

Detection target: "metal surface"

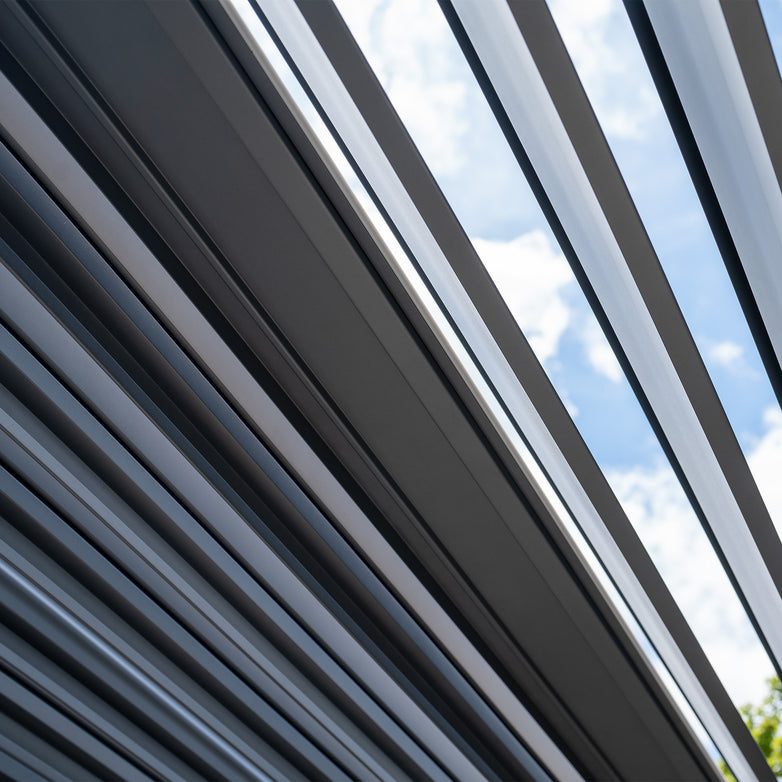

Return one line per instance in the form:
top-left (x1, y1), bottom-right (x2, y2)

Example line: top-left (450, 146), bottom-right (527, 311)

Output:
top-left (0, 0), bottom-right (773, 778)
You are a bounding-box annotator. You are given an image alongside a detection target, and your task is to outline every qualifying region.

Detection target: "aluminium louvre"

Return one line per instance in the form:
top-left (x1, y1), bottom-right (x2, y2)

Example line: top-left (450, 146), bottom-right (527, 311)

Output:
top-left (0, 144), bottom-right (498, 780)
top-left (0, 6), bottom-right (707, 776)
top-left (720, 0), bottom-right (782, 405)
top-left (0, 350), bottom-right (394, 782)
top-left (243, 0), bottom-right (772, 779)
top-left (0, 135), bottom-right (547, 780)
top-left (0, 257), bottom-right (476, 781)
top-left (627, 0), bottom-right (782, 407)
top-left (440, 0), bottom-right (782, 683)
top-left (3, 133), bottom-right (540, 776)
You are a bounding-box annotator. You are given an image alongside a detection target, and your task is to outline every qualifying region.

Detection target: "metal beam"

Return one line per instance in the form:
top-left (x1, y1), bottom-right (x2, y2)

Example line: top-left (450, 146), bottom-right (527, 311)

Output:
top-left (0, 16), bottom-right (578, 776)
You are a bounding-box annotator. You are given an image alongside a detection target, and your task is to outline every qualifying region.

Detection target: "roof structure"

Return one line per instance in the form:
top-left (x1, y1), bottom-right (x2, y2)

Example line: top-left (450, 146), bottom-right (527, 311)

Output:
top-left (0, 1), bottom-right (780, 779)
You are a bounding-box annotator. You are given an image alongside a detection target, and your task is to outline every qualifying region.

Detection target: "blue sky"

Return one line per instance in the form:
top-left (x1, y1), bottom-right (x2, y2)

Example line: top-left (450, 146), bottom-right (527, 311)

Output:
top-left (251, 0), bottom-right (782, 714)
top-left (762, 0), bottom-right (782, 65)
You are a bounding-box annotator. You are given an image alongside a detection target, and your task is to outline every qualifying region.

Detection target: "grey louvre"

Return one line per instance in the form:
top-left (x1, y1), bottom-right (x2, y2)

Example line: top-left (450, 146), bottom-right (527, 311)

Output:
top-left (0, 0), bottom-right (778, 780)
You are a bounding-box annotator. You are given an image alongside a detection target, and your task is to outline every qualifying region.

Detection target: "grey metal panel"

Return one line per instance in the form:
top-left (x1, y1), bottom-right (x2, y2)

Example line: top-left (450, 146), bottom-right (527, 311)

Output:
top-left (718, 0), bottom-right (782, 397)
top-left (0, 519), bottom-right (286, 782)
top-left (0, 266), bottom-right (447, 781)
top-left (622, 0), bottom-right (782, 413)
top-left (0, 145), bottom-right (490, 772)
top-left (0, 141), bottom-right (562, 782)
top-left (0, 270), bottom-right (473, 781)
top-left (281, 3), bottom-right (767, 779)
top-left (85, 8), bottom-right (681, 776)
top-left (0, 137), bottom-right (543, 782)
top-left (0, 19), bottom-right (562, 777)
top-left (0, 745), bottom-right (50, 782)
top-left (0, 175), bottom-right (418, 782)
top-left (0, 309), bottom-right (449, 781)
top-left (0, 72), bottom-right (568, 772)
top-left (722, 0), bottom-right (782, 209)
top-left (0, 711), bottom-right (101, 782)
top-left (0, 427), bottom-right (359, 782)
top-left (0, 613), bottom-right (160, 782)
top-left (0, 15), bottom-right (676, 782)
top-left (0, 628), bottom-right (198, 782)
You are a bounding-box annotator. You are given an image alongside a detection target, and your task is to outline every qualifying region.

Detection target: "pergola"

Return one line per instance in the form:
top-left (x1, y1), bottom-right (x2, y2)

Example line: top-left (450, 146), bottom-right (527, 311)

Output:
top-left (0, 1), bottom-right (780, 779)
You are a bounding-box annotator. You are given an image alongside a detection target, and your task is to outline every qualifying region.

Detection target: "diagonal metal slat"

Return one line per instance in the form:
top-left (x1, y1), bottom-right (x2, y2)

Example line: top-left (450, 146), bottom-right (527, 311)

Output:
top-left (626, 0), bottom-right (782, 409)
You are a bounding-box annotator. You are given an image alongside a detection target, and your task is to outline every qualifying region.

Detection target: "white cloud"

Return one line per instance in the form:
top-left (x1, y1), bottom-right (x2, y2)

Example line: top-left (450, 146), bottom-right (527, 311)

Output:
top-left (707, 340), bottom-right (744, 369)
top-left (703, 338), bottom-right (764, 383)
top-left (579, 317), bottom-right (623, 382)
top-left (748, 406), bottom-right (782, 535)
top-left (330, 0), bottom-right (379, 50)
top-left (334, 0), bottom-right (551, 238)
top-left (334, 0), bottom-right (469, 178)
top-left (472, 233), bottom-right (626, 381)
top-left (472, 231), bottom-right (575, 365)
top-left (606, 408), bottom-right (782, 707)
top-left (548, 0), bottom-right (661, 141)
